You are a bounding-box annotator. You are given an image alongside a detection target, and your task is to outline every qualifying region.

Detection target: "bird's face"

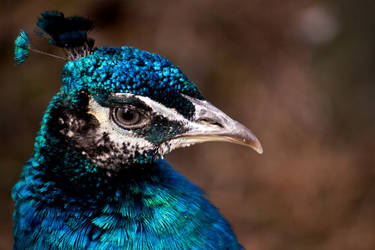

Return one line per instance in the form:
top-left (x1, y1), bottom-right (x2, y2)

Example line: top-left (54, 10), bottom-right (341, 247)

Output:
top-left (60, 47), bottom-right (262, 170)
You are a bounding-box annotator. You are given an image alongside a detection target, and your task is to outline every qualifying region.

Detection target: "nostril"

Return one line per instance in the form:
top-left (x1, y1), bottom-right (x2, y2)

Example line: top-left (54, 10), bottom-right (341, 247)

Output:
top-left (196, 118), bottom-right (224, 128)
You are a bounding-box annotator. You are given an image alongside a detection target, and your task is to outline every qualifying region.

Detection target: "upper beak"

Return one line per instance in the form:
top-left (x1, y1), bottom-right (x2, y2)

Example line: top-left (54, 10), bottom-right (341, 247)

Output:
top-left (177, 95), bottom-right (263, 154)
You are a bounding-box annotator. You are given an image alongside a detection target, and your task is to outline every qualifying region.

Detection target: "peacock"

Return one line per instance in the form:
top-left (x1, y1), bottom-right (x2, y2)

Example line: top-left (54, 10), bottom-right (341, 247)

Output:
top-left (12, 11), bottom-right (262, 249)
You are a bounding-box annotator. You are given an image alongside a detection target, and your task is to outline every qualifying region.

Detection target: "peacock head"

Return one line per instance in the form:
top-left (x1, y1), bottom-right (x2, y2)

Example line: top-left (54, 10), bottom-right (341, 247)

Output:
top-left (16, 11), bottom-right (262, 171)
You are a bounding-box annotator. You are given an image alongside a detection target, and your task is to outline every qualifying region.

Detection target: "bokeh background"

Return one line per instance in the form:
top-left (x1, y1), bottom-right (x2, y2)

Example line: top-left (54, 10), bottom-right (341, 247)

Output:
top-left (1, 0), bottom-right (375, 249)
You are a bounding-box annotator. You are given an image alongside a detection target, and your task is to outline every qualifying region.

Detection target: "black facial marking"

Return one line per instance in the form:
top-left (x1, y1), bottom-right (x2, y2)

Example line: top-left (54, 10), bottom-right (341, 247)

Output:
top-left (131, 114), bottom-right (188, 145)
top-left (60, 110), bottom-right (140, 170)
top-left (94, 93), bottom-right (153, 113)
top-left (60, 110), bottom-right (113, 168)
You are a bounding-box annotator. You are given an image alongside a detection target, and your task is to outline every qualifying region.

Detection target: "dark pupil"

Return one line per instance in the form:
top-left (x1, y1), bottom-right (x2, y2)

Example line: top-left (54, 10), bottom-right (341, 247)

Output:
top-left (121, 110), bottom-right (135, 121)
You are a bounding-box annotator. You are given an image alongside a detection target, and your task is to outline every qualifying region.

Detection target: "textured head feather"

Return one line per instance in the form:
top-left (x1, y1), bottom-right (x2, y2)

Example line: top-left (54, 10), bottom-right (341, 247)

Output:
top-left (62, 46), bottom-right (203, 118)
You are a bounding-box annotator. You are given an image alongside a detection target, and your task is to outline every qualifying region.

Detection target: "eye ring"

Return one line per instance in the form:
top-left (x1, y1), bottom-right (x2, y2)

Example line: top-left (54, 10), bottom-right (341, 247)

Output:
top-left (112, 106), bottom-right (148, 129)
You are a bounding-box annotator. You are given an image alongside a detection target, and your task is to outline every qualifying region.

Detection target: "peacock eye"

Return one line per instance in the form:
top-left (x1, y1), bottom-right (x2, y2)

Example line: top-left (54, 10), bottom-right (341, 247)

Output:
top-left (112, 106), bottom-right (147, 129)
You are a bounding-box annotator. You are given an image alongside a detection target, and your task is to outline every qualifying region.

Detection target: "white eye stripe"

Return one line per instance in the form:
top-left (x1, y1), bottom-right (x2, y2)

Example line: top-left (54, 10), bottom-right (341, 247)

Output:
top-left (135, 95), bottom-right (186, 122)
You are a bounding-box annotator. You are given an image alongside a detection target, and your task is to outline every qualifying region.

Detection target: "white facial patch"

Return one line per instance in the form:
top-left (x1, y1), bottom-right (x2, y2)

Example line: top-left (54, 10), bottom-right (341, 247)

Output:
top-left (88, 97), bottom-right (154, 150)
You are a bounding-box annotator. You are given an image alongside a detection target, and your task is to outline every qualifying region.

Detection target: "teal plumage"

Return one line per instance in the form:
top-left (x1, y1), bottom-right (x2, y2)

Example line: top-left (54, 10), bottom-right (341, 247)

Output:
top-left (14, 30), bottom-right (30, 64)
top-left (13, 11), bottom-right (262, 249)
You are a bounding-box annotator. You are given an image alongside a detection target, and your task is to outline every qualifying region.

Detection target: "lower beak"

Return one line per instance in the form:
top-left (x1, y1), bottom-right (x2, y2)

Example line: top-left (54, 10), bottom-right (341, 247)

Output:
top-left (177, 96), bottom-right (263, 154)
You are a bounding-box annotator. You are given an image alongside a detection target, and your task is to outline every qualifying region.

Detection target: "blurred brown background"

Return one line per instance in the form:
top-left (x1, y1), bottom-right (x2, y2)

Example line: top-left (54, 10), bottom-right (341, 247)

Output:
top-left (1, 0), bottom-right (375, 249)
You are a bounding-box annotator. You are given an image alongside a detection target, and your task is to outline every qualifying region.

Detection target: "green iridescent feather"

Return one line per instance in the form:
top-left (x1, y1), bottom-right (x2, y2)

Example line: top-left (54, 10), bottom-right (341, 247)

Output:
top-left (14, 30), bottom-right (30, 64)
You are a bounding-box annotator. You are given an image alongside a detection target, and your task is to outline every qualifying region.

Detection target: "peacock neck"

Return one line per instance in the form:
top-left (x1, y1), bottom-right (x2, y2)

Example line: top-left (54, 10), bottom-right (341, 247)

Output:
top-left (26, 146), bottom-right (193, 216)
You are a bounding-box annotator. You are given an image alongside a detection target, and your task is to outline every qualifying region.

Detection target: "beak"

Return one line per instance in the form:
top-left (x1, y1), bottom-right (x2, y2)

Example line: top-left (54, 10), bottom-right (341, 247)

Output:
top-left (177, 95), bottom-right (263, 154)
